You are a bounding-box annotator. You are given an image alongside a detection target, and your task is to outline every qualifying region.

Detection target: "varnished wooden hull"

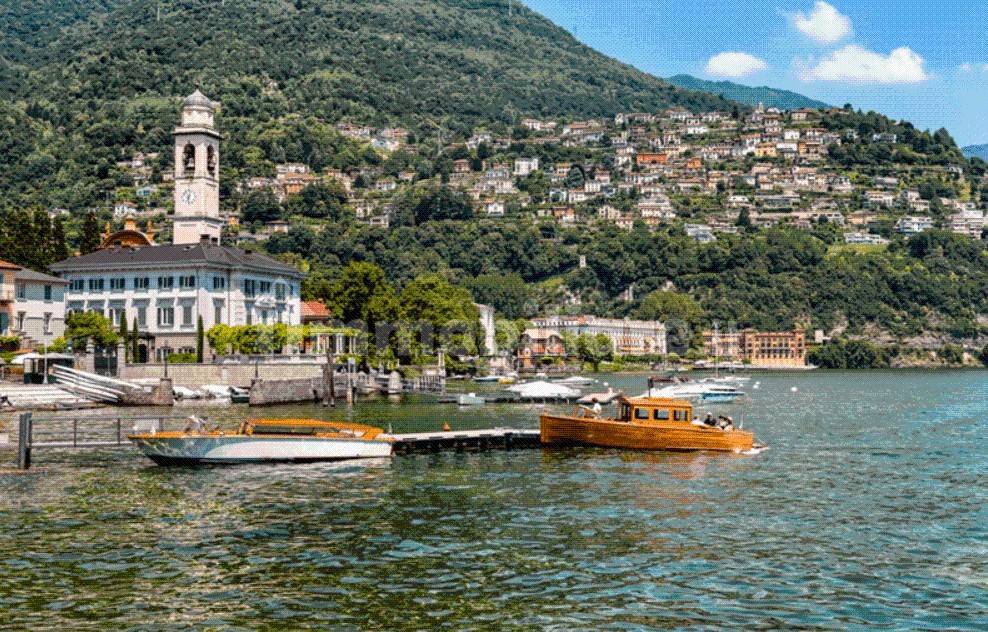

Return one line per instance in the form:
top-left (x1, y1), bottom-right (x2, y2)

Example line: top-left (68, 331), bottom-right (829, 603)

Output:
top-left (540, 413), bottom-right (754, 452)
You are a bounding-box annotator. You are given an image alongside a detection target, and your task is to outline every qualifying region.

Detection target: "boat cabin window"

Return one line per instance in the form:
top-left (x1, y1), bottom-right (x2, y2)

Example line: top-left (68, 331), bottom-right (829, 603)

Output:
top-left (619, 403), bottom-right (632, 421)
top-left (634, 407), bottom-right (650, 421)
top-left (673, 409), bottom-right (689, 422)
top-left (653, 408), bottom-right (670, 421)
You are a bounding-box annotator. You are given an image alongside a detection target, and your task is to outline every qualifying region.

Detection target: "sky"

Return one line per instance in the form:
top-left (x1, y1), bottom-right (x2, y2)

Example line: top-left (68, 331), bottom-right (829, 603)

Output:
top-left (520, 0), bottom-right (988, 146)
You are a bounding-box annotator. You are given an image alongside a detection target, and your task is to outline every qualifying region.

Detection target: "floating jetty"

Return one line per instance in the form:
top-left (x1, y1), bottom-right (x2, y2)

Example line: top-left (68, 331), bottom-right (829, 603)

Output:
top-left (389, 428), bottom-right (541, 454)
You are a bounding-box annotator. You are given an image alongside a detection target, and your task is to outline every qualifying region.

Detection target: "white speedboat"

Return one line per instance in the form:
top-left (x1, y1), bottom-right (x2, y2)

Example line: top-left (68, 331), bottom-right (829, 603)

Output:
top-left (642, 378), bottom-right (743, 403)
top-left (557, 375), bottom-right (595, 385)
top-left (457, 393), bottom-right (486, 406)
top-left (128, 418), bottom-right (393, 465)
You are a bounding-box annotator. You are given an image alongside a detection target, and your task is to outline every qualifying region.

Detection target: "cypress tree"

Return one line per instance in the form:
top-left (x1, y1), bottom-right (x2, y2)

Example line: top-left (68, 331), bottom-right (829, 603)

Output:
top-left (131, 317), bottom-right (140, 363)
top-left (196, 315), bottom-right (205, 363)
top-left (51, 216), bottom-right (70, 262)
top-left (79, 212), bottom-right (102, 255)
top-left (32, 208), bottom-right (54, 270)
top-left (119, 318), bottom-right (129, 363)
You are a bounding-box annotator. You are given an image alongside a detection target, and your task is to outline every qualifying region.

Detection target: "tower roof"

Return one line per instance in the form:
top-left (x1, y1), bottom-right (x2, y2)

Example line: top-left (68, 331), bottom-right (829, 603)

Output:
top-left (183, 88), bottom-right (216, 110)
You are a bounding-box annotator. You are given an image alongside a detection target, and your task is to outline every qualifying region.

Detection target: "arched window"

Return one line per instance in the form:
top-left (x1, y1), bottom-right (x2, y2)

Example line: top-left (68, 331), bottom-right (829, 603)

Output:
top-left (182, 144), bottom-right (196, 176)
top-left (206, 145), bottom-right (217, 177)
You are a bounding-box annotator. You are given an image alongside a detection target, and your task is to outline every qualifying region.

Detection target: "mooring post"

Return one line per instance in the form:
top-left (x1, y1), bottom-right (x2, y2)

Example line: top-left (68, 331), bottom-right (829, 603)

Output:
top-left (17, 412), bottom-right (32, 470)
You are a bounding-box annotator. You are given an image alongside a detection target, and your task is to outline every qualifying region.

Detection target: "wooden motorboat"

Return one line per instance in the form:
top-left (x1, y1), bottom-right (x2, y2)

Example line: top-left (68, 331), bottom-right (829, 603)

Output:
top-left (540, 396), bottom-right (760, 453)
top-left (128, 418), bottom-right (393, 465)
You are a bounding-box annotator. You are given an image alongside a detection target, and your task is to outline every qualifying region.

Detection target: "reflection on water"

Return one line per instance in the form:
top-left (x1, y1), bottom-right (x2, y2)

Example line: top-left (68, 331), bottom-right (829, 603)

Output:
top-left (1, 371), bottom-right (987, 628)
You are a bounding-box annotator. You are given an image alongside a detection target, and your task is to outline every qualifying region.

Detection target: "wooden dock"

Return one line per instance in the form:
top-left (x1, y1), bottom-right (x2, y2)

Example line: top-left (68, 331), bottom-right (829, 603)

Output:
top-left (3, 413), bottom-right (543, 468)
top-left (389, 428), bottom-right (541, 454)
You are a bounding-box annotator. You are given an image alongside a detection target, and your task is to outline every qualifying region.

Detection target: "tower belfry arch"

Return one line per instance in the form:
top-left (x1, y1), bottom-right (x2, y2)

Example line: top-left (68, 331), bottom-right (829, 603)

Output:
top-left (172, 88), bottom-right (224, 245)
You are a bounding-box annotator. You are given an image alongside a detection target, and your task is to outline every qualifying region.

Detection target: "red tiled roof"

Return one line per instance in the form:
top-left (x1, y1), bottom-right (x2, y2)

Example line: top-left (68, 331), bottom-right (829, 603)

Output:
top-left (301, 300), bottom-right (330, 319)
top-left (0, 259), bottom-right (22, 270)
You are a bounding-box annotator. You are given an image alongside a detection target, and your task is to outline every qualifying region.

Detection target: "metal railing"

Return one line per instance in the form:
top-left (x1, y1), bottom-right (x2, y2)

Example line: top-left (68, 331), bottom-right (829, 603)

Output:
top-left (9, 412), bottom-right (197, 469)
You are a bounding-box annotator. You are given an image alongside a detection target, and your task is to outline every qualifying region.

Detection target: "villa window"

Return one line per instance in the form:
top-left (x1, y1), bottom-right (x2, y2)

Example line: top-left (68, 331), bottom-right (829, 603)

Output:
top-left (243, 279), bottom-right (257, 298)
top-left (213, 276), bottom-right (226, 290)
top-left (15, 284), bottom-right (26, 300)
top-left (88, 278), bottom-right (104, 292)
top-left (70, 279), bottom-right (84, 292)
top-left (259, 281), bottom-right (272, 294)
top-left (44, 285), bottom-right (52, 301)
top-left (157, 306), bottom-right (174, 327)
top-left (137, 306), bottom-right (147, 327)
top-left (179, 275), bottom-right (196, 289)
top-left (158, 276), bottom-right (174, 290)
top-left (134, 277), bottom-right (150, 291)
top-left (43, 313), bottom-right (52, 335)
top-left (182, 304), bottom-right (193, 326)
top-left (110, 278), bottom-right (126, 291)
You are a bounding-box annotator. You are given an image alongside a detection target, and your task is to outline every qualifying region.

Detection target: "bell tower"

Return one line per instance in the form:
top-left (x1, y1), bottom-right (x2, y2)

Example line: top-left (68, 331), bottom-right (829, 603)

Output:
top-left (172, 87), bottom-right (224, 245)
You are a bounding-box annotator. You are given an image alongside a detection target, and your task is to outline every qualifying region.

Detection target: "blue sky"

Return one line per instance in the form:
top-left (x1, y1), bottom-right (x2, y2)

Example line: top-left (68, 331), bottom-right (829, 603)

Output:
top-left (520, 0), bottom-right (988, 146)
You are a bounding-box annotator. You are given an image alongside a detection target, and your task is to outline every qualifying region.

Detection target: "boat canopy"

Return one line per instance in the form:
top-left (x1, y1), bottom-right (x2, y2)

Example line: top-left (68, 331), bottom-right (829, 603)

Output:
top-left (616, 396), bottom-right (694, 423)
top-left (246, 419), bottom-right (385, 439)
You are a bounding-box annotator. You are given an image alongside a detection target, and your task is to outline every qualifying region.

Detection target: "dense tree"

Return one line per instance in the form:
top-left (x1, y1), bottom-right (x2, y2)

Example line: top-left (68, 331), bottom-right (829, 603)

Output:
top-left (64, 312), bottom-right (118, 349)
top-left (242, 189), bottom-right (282, 224)
top-left (466, 273), bottom-right (531, 319)
top-left (576, 333), bottom-right (613, 371)
top-left (413, 186), bottom-right (473, 223)
top-left (79, 212), bottom-right (102, 255)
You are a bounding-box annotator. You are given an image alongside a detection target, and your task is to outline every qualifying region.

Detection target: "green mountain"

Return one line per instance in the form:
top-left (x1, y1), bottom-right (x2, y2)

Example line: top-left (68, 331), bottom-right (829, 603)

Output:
top-left (0, 0), bottom-right (737, 210)
top-left (666, 75), bottom-right (829, 111)
top-left (963, 144), bottom-right (988, 161)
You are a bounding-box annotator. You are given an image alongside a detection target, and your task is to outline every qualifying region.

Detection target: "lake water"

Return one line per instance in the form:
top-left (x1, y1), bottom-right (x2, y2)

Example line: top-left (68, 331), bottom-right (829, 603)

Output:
top-left (1, 371), bottom-right (986, 628)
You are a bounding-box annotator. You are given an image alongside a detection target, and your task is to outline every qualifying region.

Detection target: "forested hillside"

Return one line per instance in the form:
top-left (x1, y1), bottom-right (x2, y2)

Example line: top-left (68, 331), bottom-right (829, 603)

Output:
top-left (0, 0), bottom-right (733, 210)
top-left (666, 75), bottom-right (829, 111)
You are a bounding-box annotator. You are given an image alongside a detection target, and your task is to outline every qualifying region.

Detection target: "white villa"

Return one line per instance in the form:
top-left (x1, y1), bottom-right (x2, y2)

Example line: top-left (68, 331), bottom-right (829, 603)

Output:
top-left (530, 315), bottom-right (666, 355)
top-left (51, 90), bottom-right (304, 360)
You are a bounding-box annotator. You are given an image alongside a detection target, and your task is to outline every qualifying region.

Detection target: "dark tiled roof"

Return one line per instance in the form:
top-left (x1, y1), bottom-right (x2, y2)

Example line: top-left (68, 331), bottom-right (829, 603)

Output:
top-left (15, 268), bottom-right (68, 284)
top-left (50, 243), bottom-right (303, 277)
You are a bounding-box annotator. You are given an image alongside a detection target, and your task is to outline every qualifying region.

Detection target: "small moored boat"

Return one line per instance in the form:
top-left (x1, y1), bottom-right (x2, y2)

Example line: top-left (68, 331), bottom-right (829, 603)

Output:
top-left (128, 418), bottom-right (393, 465)
top-left (457, 393), bottom-right (486, 406)
top-left (540, 396), bottom-right (761, 453)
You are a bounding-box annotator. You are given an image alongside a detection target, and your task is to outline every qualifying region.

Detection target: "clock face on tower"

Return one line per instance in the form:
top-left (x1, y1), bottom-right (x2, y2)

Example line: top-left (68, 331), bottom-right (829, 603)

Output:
top-left (181, 188), bottom-right (197, 205)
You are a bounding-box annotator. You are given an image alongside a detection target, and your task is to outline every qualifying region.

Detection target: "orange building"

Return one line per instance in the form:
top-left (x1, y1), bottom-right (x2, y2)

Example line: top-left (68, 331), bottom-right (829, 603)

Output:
top-left (636, 152), bottom-right (668, 166)
top-left (0, 259), bottom-right (19, 335)
top-left (703, 329), bottom-right (806, 368)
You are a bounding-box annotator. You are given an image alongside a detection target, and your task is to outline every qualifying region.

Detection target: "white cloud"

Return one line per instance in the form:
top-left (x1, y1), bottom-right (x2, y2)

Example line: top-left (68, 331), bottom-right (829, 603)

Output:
top-left (705, 52), bottom-right (768, 78)
top-left (959, 63), bottom-right (972, 73)
top-left (794, 1), bottom-right (852, 44)
top-left (984, 64), bottom-right (988, 73)
top-left (800, 45), bottom-right (929, 84)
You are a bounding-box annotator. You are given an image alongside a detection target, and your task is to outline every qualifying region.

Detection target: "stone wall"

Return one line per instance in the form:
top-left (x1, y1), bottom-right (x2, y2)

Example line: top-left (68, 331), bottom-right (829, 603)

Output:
top-left (119, 361), bottom-right (324, 388)
top-left (118, 378), bottom-right (175, 406)
top-left (248, 377), bottom-right (324, 406)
